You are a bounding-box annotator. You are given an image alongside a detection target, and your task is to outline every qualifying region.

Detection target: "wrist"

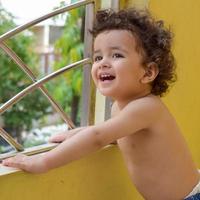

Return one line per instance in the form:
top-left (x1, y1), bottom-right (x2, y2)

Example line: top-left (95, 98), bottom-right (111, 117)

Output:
top-left (40, 153), bottom-right (53, 172)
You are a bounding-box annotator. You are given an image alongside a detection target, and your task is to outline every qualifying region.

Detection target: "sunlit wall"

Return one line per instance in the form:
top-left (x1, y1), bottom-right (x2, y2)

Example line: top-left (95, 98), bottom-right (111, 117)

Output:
top-left (148, 0), bottom-right (200, 166)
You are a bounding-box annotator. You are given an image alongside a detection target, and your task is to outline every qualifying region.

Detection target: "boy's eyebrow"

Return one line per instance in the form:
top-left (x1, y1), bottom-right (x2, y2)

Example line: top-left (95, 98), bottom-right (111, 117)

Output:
top-left (94, 46), bottom-right (128, 54)
top-left (111, 46), bottom-right (128, 53)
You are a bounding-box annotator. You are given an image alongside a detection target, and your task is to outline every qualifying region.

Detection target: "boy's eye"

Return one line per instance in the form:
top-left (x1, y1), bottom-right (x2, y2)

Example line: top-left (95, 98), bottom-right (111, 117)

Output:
top-left (94, 56), bottom-right (103, 62)
top-left (113, 53), bottom-right (124, 58)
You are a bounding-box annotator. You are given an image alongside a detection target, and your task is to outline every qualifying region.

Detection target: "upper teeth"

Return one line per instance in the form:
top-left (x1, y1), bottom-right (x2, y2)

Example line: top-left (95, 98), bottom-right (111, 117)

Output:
top-left (99, 73), bottom-right (115, 81)
top-left (101, 74), bottom-right (111, 78)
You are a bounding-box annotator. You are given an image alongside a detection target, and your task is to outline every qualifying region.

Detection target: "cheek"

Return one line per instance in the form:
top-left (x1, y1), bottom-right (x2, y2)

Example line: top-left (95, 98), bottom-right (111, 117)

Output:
top-left (91, 66), bottom-right (98, 83)
top-left (117, 68), bottom-right (142, 86)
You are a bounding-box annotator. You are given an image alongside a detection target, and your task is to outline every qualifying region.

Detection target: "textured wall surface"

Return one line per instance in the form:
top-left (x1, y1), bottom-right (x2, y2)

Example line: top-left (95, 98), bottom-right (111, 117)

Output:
top-left (149, 0), bottom-right (200, 166)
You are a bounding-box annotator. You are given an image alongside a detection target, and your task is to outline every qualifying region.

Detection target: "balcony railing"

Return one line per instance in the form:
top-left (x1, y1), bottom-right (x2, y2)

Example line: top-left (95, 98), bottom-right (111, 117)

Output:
top-left (0, 0), bottom-right (100, 159)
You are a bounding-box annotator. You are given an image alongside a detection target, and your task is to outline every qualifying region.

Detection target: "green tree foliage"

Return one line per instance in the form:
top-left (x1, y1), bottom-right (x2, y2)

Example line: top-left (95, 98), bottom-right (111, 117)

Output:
top-left (0, 6), bottom-right (50, 142)
top-left (52, 1), bottom-right (84, 125)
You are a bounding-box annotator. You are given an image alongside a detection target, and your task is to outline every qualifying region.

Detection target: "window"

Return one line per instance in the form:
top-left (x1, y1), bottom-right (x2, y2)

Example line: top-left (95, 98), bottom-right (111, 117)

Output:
top-left (0, 0), bottom-right (95, 161)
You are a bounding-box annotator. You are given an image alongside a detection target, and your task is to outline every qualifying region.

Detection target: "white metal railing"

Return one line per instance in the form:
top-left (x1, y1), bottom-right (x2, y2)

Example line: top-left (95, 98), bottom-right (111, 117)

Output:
top-left (0, 42), bottom-right (76, 129)
top-left (0, 0), bottom-right (98, 159)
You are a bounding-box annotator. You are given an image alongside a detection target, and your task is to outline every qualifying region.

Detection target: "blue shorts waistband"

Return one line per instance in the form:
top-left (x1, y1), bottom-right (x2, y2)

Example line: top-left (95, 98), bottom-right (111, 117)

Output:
top-left (184, 193), bottom-right (200, 200)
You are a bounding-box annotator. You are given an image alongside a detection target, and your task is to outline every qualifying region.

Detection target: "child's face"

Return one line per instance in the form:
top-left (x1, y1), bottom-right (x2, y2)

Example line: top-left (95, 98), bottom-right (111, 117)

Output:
top-left (91, 30), bottom-right (149, 101)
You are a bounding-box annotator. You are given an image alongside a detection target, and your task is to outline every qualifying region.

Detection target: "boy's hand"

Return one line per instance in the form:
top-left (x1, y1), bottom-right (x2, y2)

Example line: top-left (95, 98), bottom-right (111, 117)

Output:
top-left (2, 153), bottom-right (48, 174)
top-left (49, 133), bottom-right (70, 143)
top-left (49, 127), bottom-right (86, 143)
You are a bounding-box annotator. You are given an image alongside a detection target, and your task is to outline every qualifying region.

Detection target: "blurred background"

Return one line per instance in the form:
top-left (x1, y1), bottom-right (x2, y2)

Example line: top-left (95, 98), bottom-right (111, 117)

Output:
top-left (0, 0), bottom-right (84, 153)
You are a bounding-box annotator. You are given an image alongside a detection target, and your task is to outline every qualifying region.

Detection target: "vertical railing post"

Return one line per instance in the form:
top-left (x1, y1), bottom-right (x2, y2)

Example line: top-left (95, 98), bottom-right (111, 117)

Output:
top-left (111, 0), bottom-right (120, 11)
top-left (81, 2), bottom-right (96, 126)
top-left (104, 0), bottom-right (120, 120)
top-left (93, 0), bottom-right (120, 123)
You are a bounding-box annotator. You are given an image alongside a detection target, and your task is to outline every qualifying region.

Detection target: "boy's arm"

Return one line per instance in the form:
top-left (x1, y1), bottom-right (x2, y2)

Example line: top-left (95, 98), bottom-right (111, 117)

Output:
top-left (2, 97), bottom-right (161, 173)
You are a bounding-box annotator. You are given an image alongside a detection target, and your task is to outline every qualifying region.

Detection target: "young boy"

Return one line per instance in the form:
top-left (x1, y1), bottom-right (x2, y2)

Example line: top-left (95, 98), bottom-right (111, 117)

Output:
top-left (2, 8), bottom-right (200, 200)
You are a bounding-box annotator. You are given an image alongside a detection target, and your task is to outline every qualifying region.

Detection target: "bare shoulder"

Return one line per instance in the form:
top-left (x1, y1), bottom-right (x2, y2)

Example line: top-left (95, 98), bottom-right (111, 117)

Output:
top-left (94, 95), bottom-right (165, 142)
top-left (127, 95), bottom-right (164, 113)
top-left (121, 95), bottom-right (164, 125)
top-left (111, 95), bottom-right (165, 124)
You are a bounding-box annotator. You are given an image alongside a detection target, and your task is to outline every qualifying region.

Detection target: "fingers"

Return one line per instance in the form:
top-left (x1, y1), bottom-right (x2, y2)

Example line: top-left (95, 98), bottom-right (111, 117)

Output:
top-left (49, 132), bottom-right (74, 143)
top-left (2, 154), bottom-right (27, 170)
top-left (2, 154), bottom-right (48, 174)
top-left (48, 127), bottom-right (86, 143)
top-left (48, 133), bottom-right (67, 143)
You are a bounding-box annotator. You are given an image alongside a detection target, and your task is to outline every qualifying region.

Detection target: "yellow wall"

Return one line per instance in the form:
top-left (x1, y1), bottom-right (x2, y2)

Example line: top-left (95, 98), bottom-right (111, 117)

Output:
top-left (148, 0), bottom-right (200, 166)
top-left (0, 146), bottom-right (143, 200)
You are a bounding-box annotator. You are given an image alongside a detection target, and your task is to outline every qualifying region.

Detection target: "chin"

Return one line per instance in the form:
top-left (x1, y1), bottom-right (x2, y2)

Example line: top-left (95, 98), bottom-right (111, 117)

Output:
top-left (99, 89), bottom-right (115, 97)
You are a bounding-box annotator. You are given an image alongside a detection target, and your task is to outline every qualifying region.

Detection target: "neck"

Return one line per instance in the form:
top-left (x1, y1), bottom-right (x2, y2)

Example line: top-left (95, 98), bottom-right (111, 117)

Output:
top-left (116, 91), bottom-right (152, 109)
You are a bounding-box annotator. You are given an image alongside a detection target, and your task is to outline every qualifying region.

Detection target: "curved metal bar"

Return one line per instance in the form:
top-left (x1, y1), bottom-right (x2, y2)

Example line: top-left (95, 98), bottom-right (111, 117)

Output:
top-left (0, 0), bottom-right (94, 43)
top-left (0, 43), bottom-right (36, 80)
top-left (0, 58), bottom-right (92, 115)
top-left (0, 0), bottom-right (95, 155)
top-left (0, 127), bottom-right (24, 152)
top-left (0, 42), bottom-right (75, 129)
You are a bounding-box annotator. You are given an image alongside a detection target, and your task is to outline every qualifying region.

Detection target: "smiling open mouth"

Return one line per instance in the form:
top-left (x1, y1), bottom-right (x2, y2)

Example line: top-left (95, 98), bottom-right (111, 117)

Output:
top-left (99, 74), bottom-right (116, 81)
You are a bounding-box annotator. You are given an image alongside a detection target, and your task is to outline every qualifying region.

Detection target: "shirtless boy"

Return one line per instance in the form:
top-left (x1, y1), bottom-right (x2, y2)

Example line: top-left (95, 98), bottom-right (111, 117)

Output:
top-left (2, 8), bottom-right (200, 200)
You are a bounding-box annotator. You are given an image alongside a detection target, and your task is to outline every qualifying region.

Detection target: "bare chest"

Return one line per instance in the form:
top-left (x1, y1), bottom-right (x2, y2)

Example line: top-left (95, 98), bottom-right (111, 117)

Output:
top-left (117, 129), bottom-right (153, 155)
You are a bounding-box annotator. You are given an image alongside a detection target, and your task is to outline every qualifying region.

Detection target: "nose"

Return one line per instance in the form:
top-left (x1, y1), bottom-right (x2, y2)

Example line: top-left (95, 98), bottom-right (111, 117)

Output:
top-left (98, 59), bottom-right (111, 69)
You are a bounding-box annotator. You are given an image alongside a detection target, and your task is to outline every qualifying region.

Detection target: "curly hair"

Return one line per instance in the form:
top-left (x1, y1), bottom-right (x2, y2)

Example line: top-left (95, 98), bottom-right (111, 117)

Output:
top-left (91, 8), bottom-right (176, 96)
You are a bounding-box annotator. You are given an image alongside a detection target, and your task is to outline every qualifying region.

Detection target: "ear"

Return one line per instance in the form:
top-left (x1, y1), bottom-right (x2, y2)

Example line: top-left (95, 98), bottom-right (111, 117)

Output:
top-left (141, 62), bottom-right (159, 84)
